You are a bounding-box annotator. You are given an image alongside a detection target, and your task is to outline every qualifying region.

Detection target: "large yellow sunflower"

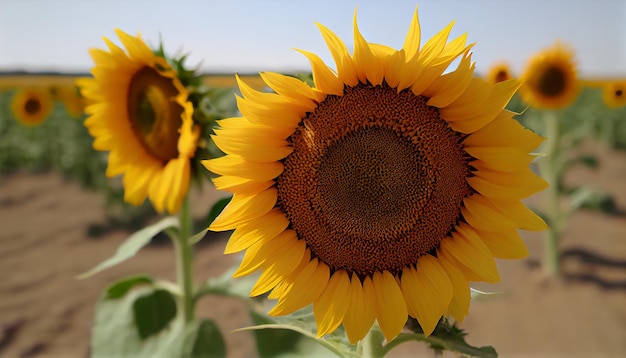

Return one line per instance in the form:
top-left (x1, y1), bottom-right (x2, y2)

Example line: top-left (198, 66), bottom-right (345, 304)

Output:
top-left (519, 42), bottom-right (579, 109)
top-left (486, 61), bottom-right (513, 84)
top-left (77, 29), bottom-right (200, 214)
top-left (205, 10), bottom-right (547, 343)
top-left (602, 80), bottom-right (626, 108)
top-left (10, 87), bottom-right (54, 127)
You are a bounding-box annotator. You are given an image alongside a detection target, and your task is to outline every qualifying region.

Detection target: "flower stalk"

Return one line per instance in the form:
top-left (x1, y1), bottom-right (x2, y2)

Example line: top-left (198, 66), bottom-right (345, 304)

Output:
top-left (174, 194), bottom-right (195, 323)
top-left (541, 110), bottom-right (562, 275)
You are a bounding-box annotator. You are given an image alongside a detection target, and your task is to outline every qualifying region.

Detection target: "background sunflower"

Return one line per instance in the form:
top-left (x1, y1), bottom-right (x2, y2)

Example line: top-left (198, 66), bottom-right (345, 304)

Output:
top-left (10, 87), bottom-right (54, 127)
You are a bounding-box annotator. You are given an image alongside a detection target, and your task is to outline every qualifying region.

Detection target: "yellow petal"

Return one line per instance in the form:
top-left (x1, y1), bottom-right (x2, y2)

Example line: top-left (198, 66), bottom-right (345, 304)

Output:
top-left (463, 116), bottom-right (545, 152)
top-left (209, 188), bottom-right (277, 231)
top-left (372, 271), bottom-right (408, 342)
top-left (353, 11), bottom-right (384, 86)
top-left (474, 196), bottom-right (547, 231)
top-left (253, 247), bottom-right (310, 297)
top-left (294, 48), bottom-right (343, 95)
top-left (468, 167), bottom-right (549, 200)
top-left (440, 224), bottom-right (501, 283)
top-left (260, 72), bottom-right (325, 103)
top-left (462, 195), bottom-right (518, 232)
top-left (234, 230), bottom-right (304, 278)
top-left (211, 176), bottom-right (274, 195)
top-left (316, 22), bottom-right (359, 86)
top-left (402, 7), bottom-right (421, 61)
top-left (343, 273), bottom-right (376, 344)
top-left (211, 133), bottom-right (293, 162)
top-left (449, 80), bottom-right (522, 133)
top-left (224, 208), bottom-right (289, 254)
top-left (437, 249), bottom-right (470, 322)
top-left (401, 255), bottom-right (452, 336)
top-left (202, 155), bottom-right (283, 181)
top-left (313, 270), bottom-right (351, 337)
top-left (476, 228), bottom-right (529, 259)
top-left (439, 78), bottom-right (491, 121)
top-left (269, 259), bottom-right (330, 316)
top-left (425, 52), bottom-right (475, 108)
top-left (465, 146), bottom-right (534, 172)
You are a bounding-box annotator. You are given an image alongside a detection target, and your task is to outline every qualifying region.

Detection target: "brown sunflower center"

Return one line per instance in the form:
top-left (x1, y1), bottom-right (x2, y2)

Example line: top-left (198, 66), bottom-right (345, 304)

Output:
top-left (127, 66), bottom-right (182, 162)
top-left (495, 70), bottom-right (509, 83)
top-left (24, 98), bottom-right (41, 114)
top-left (537, 66), bottom-right (566, 97)
top-left (277, 83), bottom-right (472, 277)
top-left (615, 88), bottom-right (623, 98)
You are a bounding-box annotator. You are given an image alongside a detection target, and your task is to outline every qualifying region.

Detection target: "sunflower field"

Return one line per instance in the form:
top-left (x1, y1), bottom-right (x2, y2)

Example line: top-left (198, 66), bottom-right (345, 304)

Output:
top-left (1, 6), bottom-right (626, 358)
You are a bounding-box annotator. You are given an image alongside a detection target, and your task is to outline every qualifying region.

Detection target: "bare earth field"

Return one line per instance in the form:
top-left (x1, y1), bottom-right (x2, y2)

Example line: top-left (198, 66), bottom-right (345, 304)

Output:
top-left (1, 143), bottom-right (625, 358)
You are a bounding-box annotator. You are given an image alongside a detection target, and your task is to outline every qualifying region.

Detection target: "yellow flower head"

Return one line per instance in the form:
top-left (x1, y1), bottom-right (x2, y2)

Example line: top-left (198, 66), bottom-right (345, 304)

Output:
top-left (486, 61), bottom-right (513, 84)
top-left (602, 80), bottom-right (626, 108)
top-left (77, 29), bottom-right (200, 214)
top-left (52, 84), bottom-right (86, 118)
top-left (10, 87), bottom-right (54, 127)
top-left (205, 9), bottom-right (548, 343)
top-left (520, 42), bottom-right (579, 109)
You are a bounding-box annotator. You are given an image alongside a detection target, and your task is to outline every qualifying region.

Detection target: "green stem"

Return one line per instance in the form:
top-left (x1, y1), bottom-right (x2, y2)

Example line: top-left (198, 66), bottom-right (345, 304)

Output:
top-left (175, 195), bottom-right (195, 323)
top-left (542, 110), bottom-right (562, 276)
top-left (358, 327), bottom-right (385, 358)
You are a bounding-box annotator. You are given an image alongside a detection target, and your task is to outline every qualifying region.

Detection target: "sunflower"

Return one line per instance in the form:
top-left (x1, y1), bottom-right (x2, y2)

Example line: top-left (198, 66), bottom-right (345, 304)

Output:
top-left (53, 84), bottom-right (86, 118)
top-left (10, 87), bottom-right (54, 127)
top-left (519, 42), bottom-right (579, 109)
top-left (486, 61), bottom-right (513, 84)
top-left (205, 10), bottom-right (547, 343)
top-left (602, 80), bottom-right (626, 108)
top-left (77, 29), bottom-right (200, 214)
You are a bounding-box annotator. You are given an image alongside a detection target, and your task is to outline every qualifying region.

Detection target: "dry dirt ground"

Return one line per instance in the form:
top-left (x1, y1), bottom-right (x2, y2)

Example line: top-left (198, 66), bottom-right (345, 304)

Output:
top-left (1, 143), bottom-right (625, 358)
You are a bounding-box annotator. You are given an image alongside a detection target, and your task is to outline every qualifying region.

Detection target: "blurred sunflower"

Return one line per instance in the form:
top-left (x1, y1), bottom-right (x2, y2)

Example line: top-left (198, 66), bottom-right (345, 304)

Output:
top-left (10, 87), bottom-right (54, 127)
top-left (602, 80), bottom-right (626, 108)
top-left (77, 29), bottom-right (200, 214)
top-left (205, 10), bottom-right (547, 343)
top-left (53, 85), bottom-right (86, 118)
top-left (519, 42), bottom-right (579, 109)
top-left (486, 61), bottom-right (513, 84)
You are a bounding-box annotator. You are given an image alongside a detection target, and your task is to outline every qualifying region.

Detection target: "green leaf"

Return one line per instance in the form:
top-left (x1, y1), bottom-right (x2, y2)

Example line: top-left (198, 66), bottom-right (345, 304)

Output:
top-left (239, 310), bottom-right (355, 358)
top-left (194, 263), bottom-right (258, 300)
top-left (106, 274), bottom-right (155, 299)
top-left (184, 319), bottom-right (226, 358)
top-left (78, 216), bottom-right (179, 278)
top-left (91, 286), bottom-right (186, 358)
top-left (383, 319), bottom-right (497, 358)
top-left (133, 289), bottom-right (178, 340)
top-left (189, 228), bottom-right (209, 245)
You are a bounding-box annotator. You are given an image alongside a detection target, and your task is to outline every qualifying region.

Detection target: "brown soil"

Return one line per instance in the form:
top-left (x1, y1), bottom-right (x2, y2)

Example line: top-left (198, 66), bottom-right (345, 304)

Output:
top-left (1, 143), bottom-right (625, 358)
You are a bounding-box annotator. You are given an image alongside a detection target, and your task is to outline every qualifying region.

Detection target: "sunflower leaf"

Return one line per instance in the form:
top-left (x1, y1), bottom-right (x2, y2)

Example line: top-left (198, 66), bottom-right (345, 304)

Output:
top-left (183, 319), bottom-right (226, 358)
top-left (383, 319), bottom-right (497, 358)
top-left (238, 310), bottom-right (358, 358)
top-left (78, 216), bottom-right (180, 278)
top-left (106, 274), bottom-right (155, 299)
top-left (91, 286), bottom-right (185, 358)
top-left (133, 289), bottom-right (178, 340)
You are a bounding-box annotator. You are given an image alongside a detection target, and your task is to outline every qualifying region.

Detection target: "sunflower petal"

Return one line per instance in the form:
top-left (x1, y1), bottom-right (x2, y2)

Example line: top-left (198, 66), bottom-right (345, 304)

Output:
top-left (343, 274), bottom-right (376, 344)
top-left (437, 249), bottom-right (471, 322)
top-left (465, 146), bottom-right (534, 172)
top-left (372, 271), bottom-right (408, 342)
top-left (441, 224), bottom-right (501, 283)
top-left (269, 259), bottom-right (330, 316)
top-left (353, 12), bottom-right (384, 85)
top-left (210, 188), bottom-right (277, 231)
top-left (203, 155), bottom-right (283, 181)
top-left (251, 246), bottom-right (310, 297)
top-left (224, 208), bottom-right (289, 254)
top-left (401, 255), bottom-right (453, 336)
top-left (476, 228), bottom-right (529, 259)
top-left (402, 7), bottom-right (421, 61)
top-left (314, 270), bottom-right (351, 337)
top-left (315, 22), bottom-right (359, 86)
top-left (469, 167), bottom-right (549, 200)
top-left (463, 116), bottom-right (545, 151)
top-left (294, 49), bottom-right (343, 95)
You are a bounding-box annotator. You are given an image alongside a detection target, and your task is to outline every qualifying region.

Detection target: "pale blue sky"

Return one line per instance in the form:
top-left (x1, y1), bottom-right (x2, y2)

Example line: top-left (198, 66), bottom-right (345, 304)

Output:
top-left (0, 0), bottom-right (624, 78)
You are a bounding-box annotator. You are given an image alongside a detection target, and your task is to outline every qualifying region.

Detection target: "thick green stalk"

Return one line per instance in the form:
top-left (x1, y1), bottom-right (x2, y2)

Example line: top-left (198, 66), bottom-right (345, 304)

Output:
top-left (357, 327), bottom-right (385, 358)
top-left (175, 195), bottom-right (195, 323)
top-left (542, 110), bottom-right (562, 275)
